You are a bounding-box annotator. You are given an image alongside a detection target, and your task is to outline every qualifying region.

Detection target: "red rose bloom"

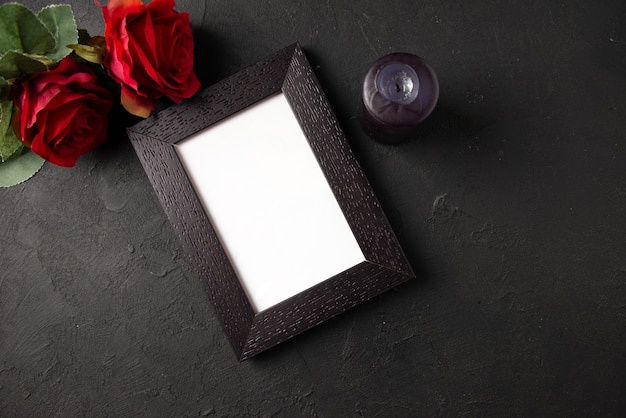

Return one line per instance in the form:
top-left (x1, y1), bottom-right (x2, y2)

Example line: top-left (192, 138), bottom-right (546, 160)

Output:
top-left (100, 0), bottom-right (201, 117)
top-left (13, 55), bottom-right (114, 168)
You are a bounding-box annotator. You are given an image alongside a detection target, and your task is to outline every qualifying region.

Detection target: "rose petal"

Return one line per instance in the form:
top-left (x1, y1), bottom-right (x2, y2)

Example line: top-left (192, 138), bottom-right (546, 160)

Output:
top-left (120, 85), bottom-right (154, 118)
top-left (139, 9), bottom-right (158, 63)
top-left (146, 0), bottom-right (177, 15)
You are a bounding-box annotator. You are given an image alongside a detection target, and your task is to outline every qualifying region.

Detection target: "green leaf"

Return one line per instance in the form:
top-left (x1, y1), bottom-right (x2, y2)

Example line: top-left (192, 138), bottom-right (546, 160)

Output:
top-left (37, 5), bottom-right (78, 61)
top-left (68, 44), bottom-right (102, 65)
top-left (0, 50), bottom-right (48, 80)
top-left (0, 99), bottom-right (23, 162)
top-left (0, 135), bottom-right (23, 163)
top-left (68, 36), bottom-right (105, 65)
top-left (0, 75), bottom-right (8, 101)
top-left (0, 149), bottom-right (45, 187)
top-left (0, 3), bottom-right (55, 56)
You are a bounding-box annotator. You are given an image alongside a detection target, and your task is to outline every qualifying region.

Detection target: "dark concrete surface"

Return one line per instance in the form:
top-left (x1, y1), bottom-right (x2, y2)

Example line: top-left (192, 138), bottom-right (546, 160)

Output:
top-left (1, 0), bottom-right (625, 416)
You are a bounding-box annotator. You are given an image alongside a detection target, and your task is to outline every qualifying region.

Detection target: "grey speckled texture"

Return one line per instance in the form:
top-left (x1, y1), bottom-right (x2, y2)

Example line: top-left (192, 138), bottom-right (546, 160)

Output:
top-left (1, 0), bottom-right (625, 416)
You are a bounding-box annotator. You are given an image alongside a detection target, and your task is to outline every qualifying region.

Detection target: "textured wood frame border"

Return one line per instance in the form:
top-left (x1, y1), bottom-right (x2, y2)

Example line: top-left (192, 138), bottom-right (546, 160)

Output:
top-left (127, 44), bottom-right (414, 360)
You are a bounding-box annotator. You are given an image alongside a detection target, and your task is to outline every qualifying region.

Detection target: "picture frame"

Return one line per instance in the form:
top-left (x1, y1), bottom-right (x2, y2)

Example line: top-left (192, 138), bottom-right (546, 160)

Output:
top-left (127, 44), bottom-right (414, 360)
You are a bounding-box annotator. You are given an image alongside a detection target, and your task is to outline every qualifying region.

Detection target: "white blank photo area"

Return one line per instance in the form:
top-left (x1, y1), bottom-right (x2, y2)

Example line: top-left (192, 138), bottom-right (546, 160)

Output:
top-left (175, 93), bottom-right (365, 312)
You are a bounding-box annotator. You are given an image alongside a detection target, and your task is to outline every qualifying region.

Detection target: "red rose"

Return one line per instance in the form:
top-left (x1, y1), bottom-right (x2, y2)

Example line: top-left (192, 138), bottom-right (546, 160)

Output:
top-left (13, 55), bottom-right (114, 168)
top-left (100, 0), bottom-right (201, 117)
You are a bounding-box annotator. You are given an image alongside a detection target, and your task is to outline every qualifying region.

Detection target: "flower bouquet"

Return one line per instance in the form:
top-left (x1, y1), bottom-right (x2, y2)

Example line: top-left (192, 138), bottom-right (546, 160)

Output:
top-left (0, 0), bottom-right (200, 186)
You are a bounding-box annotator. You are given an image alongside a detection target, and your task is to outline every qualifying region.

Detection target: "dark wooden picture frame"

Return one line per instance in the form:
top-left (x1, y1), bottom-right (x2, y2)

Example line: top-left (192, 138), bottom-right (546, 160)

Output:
top-left (127, 44), bottom-right (414, 360)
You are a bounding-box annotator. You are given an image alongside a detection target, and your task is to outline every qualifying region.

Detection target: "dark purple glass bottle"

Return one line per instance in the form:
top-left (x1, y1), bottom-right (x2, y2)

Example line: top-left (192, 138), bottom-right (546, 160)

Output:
top-left (361, 53), bottom-right (439, 143)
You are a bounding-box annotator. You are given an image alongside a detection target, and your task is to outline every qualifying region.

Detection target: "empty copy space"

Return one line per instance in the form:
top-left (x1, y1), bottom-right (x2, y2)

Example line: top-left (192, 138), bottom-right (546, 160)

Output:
top-left (175, 93), bottom-right (365, 312)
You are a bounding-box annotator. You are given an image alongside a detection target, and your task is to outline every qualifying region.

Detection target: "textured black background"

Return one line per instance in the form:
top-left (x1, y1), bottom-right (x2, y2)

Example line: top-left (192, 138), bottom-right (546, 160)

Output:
top-left (1, 0), bottom-right (625, 416)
